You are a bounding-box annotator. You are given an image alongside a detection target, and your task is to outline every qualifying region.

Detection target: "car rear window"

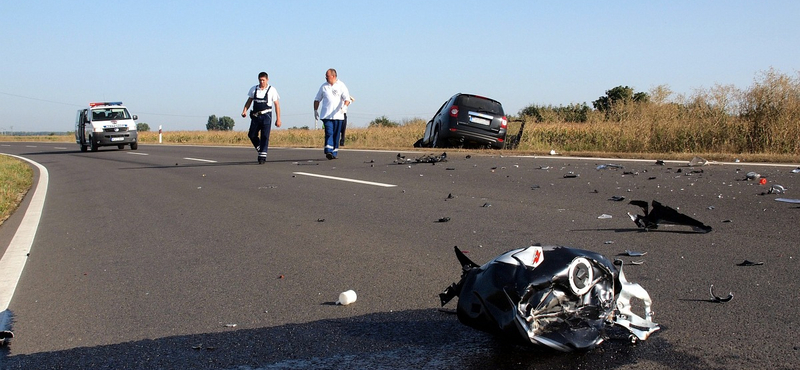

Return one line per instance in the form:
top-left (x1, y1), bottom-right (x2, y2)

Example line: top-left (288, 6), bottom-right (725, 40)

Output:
top-left (457, 95), bottom-right (504, 115)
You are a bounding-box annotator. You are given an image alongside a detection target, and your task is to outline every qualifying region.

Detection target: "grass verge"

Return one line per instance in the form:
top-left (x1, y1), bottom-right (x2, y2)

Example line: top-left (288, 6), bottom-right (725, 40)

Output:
top-left (0, 155), bottom-right (33, 227)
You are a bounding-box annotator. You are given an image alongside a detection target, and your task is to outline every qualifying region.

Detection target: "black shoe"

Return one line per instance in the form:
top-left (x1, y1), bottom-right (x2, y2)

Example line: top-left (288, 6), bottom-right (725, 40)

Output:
top-left (326, 153), bottom-right (333, 160)
top-left (258, 157), bottom-right (266, 164)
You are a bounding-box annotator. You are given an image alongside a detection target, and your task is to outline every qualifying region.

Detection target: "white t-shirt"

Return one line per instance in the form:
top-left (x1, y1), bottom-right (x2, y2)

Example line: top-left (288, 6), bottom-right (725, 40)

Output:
top-left (315, 80), bottom-right (350, 120)
top-left (247, 84), bottom-right (280, 111)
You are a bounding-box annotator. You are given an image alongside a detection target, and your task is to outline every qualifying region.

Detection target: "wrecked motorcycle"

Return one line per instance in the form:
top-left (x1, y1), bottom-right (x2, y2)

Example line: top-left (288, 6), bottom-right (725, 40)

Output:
top-left (440, 245), bottom-right (659, 352)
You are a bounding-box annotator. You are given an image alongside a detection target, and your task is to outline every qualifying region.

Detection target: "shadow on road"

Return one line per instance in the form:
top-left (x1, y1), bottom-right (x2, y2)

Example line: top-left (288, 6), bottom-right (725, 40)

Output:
top-left (2, 309), bottom-right (705, 370)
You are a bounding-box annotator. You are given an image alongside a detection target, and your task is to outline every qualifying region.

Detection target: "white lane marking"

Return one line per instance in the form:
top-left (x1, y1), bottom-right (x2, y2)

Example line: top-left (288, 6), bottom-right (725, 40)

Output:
top-left (184, 157), bottom-right (217, 163)
top-left (128, 152), bottom-right (149, 156)
top-left (24, 146), bottom-right (36, 148)
top-left (293, 172), bottom-right (397, 187)
top-left (54, 147), bottom-right (67, 150)
top-left (0, 154), bottom-right (48, 332)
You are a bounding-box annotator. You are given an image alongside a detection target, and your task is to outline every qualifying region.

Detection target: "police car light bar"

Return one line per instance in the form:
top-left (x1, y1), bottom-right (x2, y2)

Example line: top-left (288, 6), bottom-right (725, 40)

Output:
top-left (89, 102), bottom-right (123, 107)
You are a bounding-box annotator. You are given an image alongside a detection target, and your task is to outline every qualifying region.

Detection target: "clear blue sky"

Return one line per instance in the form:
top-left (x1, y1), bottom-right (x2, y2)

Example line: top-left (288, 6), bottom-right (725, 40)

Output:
top-left (1, 1), bottom-right (798, 132)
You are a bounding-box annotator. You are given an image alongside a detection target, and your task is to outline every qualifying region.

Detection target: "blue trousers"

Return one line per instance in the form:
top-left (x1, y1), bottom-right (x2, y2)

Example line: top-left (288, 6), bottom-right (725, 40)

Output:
top-left (248, 112), bottom-right (272, 158)
top-left (323, 119), bottom-right (343, 157)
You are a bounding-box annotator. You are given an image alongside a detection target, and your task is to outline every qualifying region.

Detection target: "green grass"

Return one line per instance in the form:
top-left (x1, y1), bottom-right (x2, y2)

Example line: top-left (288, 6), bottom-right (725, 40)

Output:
top-left (0, 155), bottom-right (33, 226)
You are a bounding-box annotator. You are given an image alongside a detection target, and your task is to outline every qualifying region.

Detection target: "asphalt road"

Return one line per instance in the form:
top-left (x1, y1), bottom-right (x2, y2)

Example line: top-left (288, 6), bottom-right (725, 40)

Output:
top-left (0, 142), bottom-right (798, 369)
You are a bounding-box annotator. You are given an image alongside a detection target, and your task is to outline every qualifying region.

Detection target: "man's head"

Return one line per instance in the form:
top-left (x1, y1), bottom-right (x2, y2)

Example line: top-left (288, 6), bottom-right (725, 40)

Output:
top-left (258, 72), bottom-right (269, 88)
top-left (325, 69), bottom-right (337, 85)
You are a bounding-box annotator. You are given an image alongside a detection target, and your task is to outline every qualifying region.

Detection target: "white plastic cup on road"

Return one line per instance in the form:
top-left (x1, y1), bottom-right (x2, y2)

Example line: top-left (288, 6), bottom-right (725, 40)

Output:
top-left (337, 290), bottom-right (357, 305)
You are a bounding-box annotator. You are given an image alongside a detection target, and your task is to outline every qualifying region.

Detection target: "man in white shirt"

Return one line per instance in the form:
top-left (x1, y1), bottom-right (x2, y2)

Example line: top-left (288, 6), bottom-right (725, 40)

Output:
top-left (242, 72), bottom-right (282, 164)
top-left (313, 68), bottom-right (350, 159)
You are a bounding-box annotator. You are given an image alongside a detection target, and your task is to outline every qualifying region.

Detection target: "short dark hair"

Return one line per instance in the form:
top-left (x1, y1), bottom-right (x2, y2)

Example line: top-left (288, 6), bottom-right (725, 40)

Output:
top-left (258, 72), bottom-right (268, 79)
top-left (327, 69), bottom-right (337, 78)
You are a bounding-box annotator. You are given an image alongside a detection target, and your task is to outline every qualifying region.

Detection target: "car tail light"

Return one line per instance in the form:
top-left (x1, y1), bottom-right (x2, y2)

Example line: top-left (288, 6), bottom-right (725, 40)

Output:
top-left (500, 116), bottom-right (508, 129)
top-left (450, 106), bottom-right (459, 117)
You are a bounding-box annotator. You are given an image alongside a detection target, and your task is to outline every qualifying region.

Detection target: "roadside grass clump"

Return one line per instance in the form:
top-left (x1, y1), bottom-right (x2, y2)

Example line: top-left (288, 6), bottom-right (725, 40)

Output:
top-left (0, 155), bottom-right (33, 226)
top-left (512, 68), bottom-right (800, 160)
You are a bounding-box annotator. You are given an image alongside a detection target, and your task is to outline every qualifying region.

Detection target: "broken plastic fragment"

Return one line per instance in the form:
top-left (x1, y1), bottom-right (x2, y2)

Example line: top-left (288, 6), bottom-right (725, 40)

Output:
top-left (688, 156), bottom-right (708, 166)
top-left (615, 265), bottom-right (660, 340)
top-left (563, 172), bottom-right (579, 178)
top-left (598, 214), bottom-right (613, 219)
top-left (745, 171), bottom-right (761, 180)
top-left (768, 184), bottom-right (787, 194)
top-left (623, 250), bottom-right (647, 257)
top-left (437, 217), bottom-right (451, 223)
top-left (609, 196), bottom-right (626, 202)
top-left (775, 198), bottom-right (800, 204)
top-left (737, 260), bottom-right (764, 266)
top-left (597, 164), bottom-right (624, 170)
top-left (709, 285), bottom-right (733, 303)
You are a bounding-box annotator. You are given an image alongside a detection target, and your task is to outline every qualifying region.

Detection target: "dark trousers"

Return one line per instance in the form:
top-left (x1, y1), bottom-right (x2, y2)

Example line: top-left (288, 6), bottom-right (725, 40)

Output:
top-left (248, 112), bottom-right (272, 158)
top-left (340, 113), bottom-right (348, 146)
top-left (323, 119), bottom-right (343, 157)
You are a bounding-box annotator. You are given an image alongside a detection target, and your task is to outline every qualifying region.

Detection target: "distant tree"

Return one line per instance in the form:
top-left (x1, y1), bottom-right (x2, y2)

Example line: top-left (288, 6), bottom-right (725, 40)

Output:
top-left (368, 115), bottom-right (399, 127)
top-left (218, 116), bottom-right (235, 131)
top-left (137, 122), bottom-right (150, 131)
top-left (206, 115), bottom-right (218, 130)
top-left (592, 86), bottom-right (649, 112)
top-left (206, 115), bottom-right (235, 131)
top-left (289, 126), bottom-right (310, 130)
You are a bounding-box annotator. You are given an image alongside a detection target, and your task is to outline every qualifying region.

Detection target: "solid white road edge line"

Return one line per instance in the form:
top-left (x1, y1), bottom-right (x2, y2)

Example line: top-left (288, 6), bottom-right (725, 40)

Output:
top-left (293, 172), bottom-right (397, 187)
top-left (0, 154), bottom-right (48, 332)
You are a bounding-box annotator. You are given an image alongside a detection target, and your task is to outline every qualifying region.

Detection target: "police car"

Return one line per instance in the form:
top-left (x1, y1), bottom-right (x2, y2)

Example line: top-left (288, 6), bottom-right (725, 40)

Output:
top-left (75, 102), bottom-right (139, 152)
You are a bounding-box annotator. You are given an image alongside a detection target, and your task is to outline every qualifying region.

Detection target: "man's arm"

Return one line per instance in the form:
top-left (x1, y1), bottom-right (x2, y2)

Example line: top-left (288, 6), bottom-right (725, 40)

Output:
top-left (242, 97), bottom-right (253, 118)
top-left (274, 100), bottom-right (282, 127)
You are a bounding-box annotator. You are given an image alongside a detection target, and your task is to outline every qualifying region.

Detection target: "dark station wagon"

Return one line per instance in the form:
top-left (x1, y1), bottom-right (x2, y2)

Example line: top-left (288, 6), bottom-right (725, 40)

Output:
top-left (417, 93), bottom-right (508, 149)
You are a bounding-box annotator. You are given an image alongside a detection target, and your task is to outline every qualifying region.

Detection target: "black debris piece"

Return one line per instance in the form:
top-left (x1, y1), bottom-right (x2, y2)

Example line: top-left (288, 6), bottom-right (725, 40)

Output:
top-left (481, 203), bottom-right (491, 207)
top-left (609, 196), bottom-right (626, 202)
top-left (563, 172), bottom-right (579, 178)
top-left (437, 217), bottom-right (451, 223)
top-left (709, 285), bottom-right (733, 303)
top-left (316, 218), bottom-right (325, 222)
top-left (655, 160), bottom-right (665, 166)
top-left (737, 260), bottom-right (764, 266)
top-left (628, 200), bottom-right (713, 233)
top-left (415, 152), bottom-right (447, 163)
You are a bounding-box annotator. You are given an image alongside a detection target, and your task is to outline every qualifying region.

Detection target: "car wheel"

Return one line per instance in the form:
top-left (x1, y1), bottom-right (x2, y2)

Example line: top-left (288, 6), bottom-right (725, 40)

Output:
top-left (413, 138), bottom-right (423, 148)
top-left (80, 145), bottom-right (88, 152)
top-left (90, 136), bottom-right (98, 152)
top-left (431, 127), bottom-right (440, 148)
top-left (130, 142), bottom-right (138, 150)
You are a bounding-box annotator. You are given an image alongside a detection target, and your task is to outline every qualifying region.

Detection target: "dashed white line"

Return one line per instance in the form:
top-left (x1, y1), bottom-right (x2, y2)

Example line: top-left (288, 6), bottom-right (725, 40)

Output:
top-left (293, 172), bottom-right (397, 187)
top-left (128, 152), bottom-right (149, 156)
top-left (184, 157), bottom-right (217, 163)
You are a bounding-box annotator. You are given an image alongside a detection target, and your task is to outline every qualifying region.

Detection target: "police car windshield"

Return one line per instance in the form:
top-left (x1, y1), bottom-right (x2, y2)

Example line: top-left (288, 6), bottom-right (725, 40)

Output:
top-left (92, 108), bottom-right (130, 121)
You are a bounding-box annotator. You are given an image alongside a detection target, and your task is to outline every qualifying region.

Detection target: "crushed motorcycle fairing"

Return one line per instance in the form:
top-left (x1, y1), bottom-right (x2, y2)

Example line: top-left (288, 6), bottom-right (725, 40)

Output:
top-left (440, 245), bottom-right (659, 352)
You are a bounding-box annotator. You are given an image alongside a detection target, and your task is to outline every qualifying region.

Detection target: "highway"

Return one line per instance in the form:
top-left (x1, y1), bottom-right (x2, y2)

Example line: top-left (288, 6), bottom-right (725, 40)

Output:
top-left (1, 142), bottom-right (798, 369)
